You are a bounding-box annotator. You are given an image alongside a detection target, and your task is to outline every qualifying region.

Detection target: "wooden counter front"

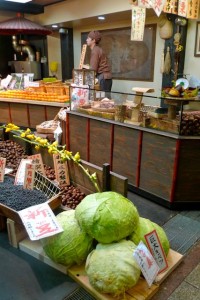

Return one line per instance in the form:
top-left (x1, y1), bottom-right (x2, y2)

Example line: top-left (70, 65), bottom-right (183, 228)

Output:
top-left (0, 97), bottom-right (66, 128)
top-left (65, 111), bottom-right (200, 209)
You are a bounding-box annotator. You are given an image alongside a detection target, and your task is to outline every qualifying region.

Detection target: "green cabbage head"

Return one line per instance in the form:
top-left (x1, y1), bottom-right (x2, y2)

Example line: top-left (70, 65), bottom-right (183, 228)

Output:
top-left (41, 210), bottom-right (93, 267)
top-left (75, 191), bottom-right (139, 243)
top-left (86, 239), bottom-right (141, 296)
top-left (129, 217), bottom-right (170, 256)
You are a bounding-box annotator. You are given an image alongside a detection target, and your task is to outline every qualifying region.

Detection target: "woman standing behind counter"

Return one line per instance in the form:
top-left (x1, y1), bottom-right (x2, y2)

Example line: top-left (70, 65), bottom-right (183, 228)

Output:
top-left (86, 30), bottom-right (112, 96)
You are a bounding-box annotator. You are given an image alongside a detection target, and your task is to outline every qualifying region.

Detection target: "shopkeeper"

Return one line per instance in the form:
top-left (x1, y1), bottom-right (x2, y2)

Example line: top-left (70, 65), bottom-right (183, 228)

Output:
top-left (86, 30), bottom-right (112, 96)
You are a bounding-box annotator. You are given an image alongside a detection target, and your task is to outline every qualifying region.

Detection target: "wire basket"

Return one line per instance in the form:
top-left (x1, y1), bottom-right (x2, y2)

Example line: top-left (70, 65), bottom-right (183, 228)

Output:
top-left (34, 171), bottom-right (60, 200)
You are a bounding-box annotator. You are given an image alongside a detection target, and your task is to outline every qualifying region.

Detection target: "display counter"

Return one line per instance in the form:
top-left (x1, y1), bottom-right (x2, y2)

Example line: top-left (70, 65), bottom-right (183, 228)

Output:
top-left (65, 110), bottom-right (200, 209)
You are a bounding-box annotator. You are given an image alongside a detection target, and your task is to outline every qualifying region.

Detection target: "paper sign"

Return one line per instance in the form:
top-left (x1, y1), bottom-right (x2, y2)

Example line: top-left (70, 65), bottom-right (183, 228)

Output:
top-left (18, 203), bottom-right (63, 240)
top-left (14, 159), bottom-right (33, 185)
top-left (145, 230), bottom-right (168, 273)
top-left (53, 153), bottom-right (70, 185)
top-left (187, 0), bottom-right (199, 19)
top-left (151, 0), bottom-right (166, 17)
top-left (70, 84), bottom-right (89, 109)
top-left (23, 163), bottom-right (36, 190)
top-left (28, 153), bottom-right (45, 176)
top-left (131, 6), bottom-right (146, 41)
top-left (133, 241), bottom-right (160, 286)
top-left (178, 0), bottom-right (188, 17)
top-left (79, 44), bottom-right (87, 69)
top-left (0, 157), bottom-right (6, 182)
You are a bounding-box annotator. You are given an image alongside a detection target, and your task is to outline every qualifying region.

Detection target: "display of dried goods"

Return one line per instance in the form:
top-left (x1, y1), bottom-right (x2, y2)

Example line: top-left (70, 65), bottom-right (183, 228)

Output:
top-left (0, 139), bottom-right (28, 174)
top-left (0, 176), bottom-right (48, 211)
top-left (60, 183), bottom-right (86, 210)
top-left (180, 111), bottom-right (200, 135)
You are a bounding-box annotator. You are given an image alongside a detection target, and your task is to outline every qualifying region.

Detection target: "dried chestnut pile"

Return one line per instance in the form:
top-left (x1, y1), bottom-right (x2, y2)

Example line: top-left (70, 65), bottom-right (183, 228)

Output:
top-left (0, 139), bottom-right (28, 174)
top-left (60, 183), bottom-right (86, 209)
top-left (180, 112), bottom-right (200, 136)
top-left (0, 139), bottom-right (56, 180)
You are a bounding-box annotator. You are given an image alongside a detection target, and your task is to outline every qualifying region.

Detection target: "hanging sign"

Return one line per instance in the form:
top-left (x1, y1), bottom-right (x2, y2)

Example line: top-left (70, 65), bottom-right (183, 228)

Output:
top-left (138, 0), bottom-right (151, 8)
top-left (163, 0), bottom-right (178, 14)
top-left (151, 0), bottom-right (167, 17)
top-left (0, 157), bottom-right (6, 182)
top-left (79, 44), bottom-right (87, 69)
top-left (18, 203), bottom-right (63, 240)
top-left (131, 6), bottom-right (146, 41)
top-left (178, 0), bottom-right (188, 17)
top-left (187, 0), bottom-right (199, 19)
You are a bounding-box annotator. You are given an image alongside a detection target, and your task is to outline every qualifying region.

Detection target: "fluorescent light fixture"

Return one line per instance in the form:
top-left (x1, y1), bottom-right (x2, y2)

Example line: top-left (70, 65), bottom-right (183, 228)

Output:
top-left (5, 0), bottom-right (32, 3)
top-left (98, 16), bottom-right (105, 20)
top-left (52, 24), bottom-right (58, 28)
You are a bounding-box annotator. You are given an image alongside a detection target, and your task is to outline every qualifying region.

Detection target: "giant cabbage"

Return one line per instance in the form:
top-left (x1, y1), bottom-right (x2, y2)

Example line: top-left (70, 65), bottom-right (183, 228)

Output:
top-left (41, 210), bottom-right (93, 267)
top-left (86, 239), bottom-right (141, 296)
top-left (75, 191), bottom-right (139, 243)
top-left (129, 217), bottom-right (170, 256)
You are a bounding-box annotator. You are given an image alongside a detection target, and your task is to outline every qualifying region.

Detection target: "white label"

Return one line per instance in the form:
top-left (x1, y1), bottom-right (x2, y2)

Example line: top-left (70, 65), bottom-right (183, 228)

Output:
top-left (18, 203), bottom-right (63, 240)
top-left (145, 230), bottom-right (168, 273)
top-left (14, 159), bottom-right (33, 185)
top-left (133, 241), bottom-right (160, 287)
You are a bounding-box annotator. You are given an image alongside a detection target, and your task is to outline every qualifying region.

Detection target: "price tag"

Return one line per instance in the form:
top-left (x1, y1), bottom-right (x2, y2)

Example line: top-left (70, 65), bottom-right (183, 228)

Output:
top-left (133, 241), bottom-right (160, 287)
top-left (14, 159), bottom-right (32, 185)
top-left (28, 153), bottom-right (45, 176)
top-left (23, 163), bottom-right (35, 190)
top-left (53, 153), bottom-right (70, 185)
top-left (145, 230), bottom-right (168, 273)
top-left (18, 203), bottom-right (63, 240)
top-left (0, 157), bottom-right (6, 182)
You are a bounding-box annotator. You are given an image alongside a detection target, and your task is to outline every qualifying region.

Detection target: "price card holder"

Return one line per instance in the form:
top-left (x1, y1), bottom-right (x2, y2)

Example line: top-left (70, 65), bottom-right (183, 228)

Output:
top-left (133, 241), bottom-right (160, 287)
top-left (145, 230), bottom-right (168, 273)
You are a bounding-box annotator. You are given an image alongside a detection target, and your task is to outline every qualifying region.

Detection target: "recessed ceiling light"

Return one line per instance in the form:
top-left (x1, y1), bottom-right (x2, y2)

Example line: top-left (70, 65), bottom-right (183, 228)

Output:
top-left (52, 24), bottom-right (58, 28)
top-left (98, 16), bottom-right (105, 20)
top-left (5, 0), bottom-right (32, 3)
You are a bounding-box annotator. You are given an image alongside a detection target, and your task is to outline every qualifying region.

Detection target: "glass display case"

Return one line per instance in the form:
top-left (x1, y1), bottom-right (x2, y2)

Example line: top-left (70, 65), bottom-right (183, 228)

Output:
top-left (69, 86), bottom-right (200, 136)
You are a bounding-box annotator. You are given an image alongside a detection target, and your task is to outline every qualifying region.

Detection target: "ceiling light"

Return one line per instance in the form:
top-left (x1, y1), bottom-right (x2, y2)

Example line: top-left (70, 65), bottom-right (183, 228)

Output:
top-left (5, 0), bottom-right (32, 3)
top-left (98, 16), bottom-right (105, 20)
top-left (52, 24), bottom-right (58, 28)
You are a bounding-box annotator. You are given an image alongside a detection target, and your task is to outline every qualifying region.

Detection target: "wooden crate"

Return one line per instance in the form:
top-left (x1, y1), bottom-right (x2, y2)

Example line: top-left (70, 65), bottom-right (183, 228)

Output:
top-left (19, 238), bottom-right (183, 300)
top-left (7, 218), bottom-right (27, 248)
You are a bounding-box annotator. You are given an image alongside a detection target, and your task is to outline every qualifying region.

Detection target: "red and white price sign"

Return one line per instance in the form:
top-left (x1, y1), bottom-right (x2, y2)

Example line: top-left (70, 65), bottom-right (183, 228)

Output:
top-left (133, 241), bottom-right (160, 287)
top-left (145, 230), bottom-right (168, 273)
top-left (23, 163), bottom-right (36, 190)
top-left (0, 157), bottom-right (6, 182)
top-left (18, 203), bottom-right (63, 240)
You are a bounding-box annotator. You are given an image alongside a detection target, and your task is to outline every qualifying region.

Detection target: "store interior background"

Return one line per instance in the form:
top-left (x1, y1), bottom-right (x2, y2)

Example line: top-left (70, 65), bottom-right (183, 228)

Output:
top-left (0, 0), bottom-right (200, 107)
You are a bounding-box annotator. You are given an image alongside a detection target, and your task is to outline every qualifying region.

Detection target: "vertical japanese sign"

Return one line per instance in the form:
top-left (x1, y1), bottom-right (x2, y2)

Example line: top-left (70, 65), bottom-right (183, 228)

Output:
top-left (14, 159), bottom-right (33, 185)
top-left (151, 0), bottom-right (167, 17)
top-left (178, 0), bottom-right (188, 17)
top-left (187, 0), bottom-right (199, 19)
top-left (23, 163), bottom-right (36, 190)
top-left (133, 241), bottom-right (160, 286)
top-left (18, 203), bottom-right (63, 240)
top-left (79, 44), bottom-right (87, 69)
top-left (53, 153), bottom-right (70, 185)
top-left (0, 157), bottom-right (6, 182)
top-left (131, 6), bottom-right (146, 41)
top-left (28, 153), bottom-right (45, 176)
top-left (163, 0), bottom-right (178, 14)
top-left (145, 230), bottom-right (168, 273)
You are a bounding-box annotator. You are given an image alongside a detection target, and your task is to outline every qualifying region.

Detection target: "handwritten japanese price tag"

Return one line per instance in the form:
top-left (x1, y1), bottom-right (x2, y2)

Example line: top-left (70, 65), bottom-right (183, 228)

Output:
top-left (18, 203), bottom-right (63, 240)
top-left (53, 153), bottom-right (70, 185)
top-left (0, 157), bottom-right (6, 182)
top-left (23, 163), bottom-right (35, 190)
top-left (145, 230), bottom-right (168, 273)
top-left (133, 241), bottom-right (160, 286)
top-left (14, 158), bottom-right (32, 185)
top-left (131, 6), bottom-right (146, 41)
top-left (28, 153), bottom-right (45, 176)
